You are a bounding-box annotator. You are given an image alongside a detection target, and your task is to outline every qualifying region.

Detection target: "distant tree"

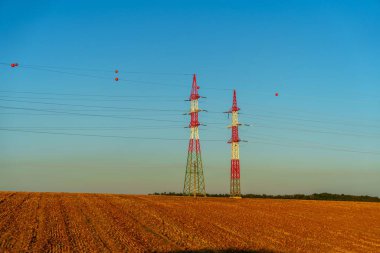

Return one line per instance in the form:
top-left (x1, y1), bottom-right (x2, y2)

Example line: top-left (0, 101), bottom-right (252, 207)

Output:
top-left (151, 192), bottom-right (380, 202)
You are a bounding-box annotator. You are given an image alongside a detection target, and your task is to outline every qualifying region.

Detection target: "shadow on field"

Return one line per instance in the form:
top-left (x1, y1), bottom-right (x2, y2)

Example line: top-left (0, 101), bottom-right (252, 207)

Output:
top-left (169, 249), bottom-right (277, 253)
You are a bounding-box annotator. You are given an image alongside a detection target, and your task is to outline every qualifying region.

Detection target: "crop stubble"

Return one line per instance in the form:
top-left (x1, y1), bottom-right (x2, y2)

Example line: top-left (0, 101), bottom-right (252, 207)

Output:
top-left (0, 192), bottom-right (379, 252)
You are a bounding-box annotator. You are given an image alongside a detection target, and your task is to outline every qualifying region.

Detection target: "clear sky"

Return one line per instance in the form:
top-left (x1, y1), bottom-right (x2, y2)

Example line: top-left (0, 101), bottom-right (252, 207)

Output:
top-left (1, 0), bottom-right (379, 196)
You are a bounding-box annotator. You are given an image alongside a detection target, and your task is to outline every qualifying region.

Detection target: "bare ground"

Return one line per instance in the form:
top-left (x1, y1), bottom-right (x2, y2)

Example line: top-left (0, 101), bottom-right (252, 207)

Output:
top-left (0, 192), bottom-right (379, 252)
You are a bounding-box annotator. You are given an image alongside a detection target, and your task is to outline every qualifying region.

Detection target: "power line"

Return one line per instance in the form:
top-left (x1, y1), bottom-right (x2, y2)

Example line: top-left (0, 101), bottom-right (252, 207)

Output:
top-left (0, 98), bottom-right (185, 112)
top-left (2, 64), bottom-right (231, 91)
top-left (2, 99), bottom-right (378, 138)
top-left (213, 112), bottom-right (380, 138)
top-left (0, 125), bottom-right (186, 130)
top-left (0, 128), bottom-right (225, 142)
top-left (1, 90), bottom-right (377, 127)
top-left (248, 138), bottom-right (380, 156)
top-left (246, 133), bottom-right (378, 152)
top-left (242, 112), bottom-right (380, 129)
top-left (206, 114), bottom-right (380, 139)
top-left (0, 105), bottom-right (226, 127)
top-left (0, 90), bottom-right (179, 99)
top-left (253, 124), bottom-right (380, 139)
top-left (0, 95), bottom-right (183, 102)
top-left (0, 105), bottom-right (185, 122)
top-left (0, 62), bottom-right (193, 76)
top-left (1, 128), bottom-right (378, 155)
top-left (2, 95), bottom-right (378, 131)
top-left (0, 111), bottom-right (184, 117)
top-left (4, 63), bottom-right (379, 99)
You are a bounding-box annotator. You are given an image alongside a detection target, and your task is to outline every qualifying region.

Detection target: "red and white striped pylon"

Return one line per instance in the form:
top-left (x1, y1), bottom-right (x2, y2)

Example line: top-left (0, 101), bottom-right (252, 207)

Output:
top-left (183, 74), bottom-right (206, 197)
top-left (228, 90), bottom-right (241, 197)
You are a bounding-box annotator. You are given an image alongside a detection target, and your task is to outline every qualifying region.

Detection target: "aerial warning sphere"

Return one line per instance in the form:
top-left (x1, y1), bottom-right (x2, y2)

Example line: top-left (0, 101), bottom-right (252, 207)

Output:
top-left (10, 63), bottom-right (15, 67)
top-left (115, 69), bottom-right (118, 74)
top-left (115, 77), bottom-right (119, 81)
top-left (15, 63), bottom-right (19, 66)
top-left (275, 92), bottom-right (279, 96)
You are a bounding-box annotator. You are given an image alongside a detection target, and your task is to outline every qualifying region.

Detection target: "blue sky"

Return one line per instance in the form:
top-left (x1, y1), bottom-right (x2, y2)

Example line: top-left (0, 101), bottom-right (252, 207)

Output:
top-left (0, 0), bottom-right (379, 196)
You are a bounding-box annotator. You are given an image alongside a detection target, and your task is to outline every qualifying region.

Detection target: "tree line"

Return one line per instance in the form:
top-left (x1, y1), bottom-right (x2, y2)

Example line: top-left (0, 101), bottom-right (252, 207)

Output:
top-left (150, 192), bottom-right (380, 202)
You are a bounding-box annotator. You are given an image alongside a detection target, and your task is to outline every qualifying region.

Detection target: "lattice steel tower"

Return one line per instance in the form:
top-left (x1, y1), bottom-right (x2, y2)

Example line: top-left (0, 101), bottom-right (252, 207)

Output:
top-left (227, 90), bottom-right (241, 197)
top-left (183, 74), bottom-right (206, 197)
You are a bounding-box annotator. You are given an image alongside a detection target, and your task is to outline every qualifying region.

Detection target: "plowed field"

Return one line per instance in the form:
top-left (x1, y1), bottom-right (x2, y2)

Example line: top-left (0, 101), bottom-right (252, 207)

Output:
top-left (0, 192), bottom-right (379, 252)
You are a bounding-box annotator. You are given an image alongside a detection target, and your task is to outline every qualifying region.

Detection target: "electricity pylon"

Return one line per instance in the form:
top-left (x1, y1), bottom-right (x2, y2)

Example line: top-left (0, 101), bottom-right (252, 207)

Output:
top-left (183, 74), bottom-right (206, 197)
top-left (227, 90), bottom-right (242, 198)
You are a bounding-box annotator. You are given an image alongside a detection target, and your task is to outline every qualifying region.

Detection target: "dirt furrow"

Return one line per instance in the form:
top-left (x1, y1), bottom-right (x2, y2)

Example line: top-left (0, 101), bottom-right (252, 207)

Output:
top-left (0, 193), bottom-right (31, 234)
top-left (96, 195), bottom-right (174, 251)
top-left (0, 193), bottom-right (38, 251)
top-left (79, 194), bottom-right (141, 252)
top-left (0, 192), bottom-right (16, 206)
top-left (32, 193), bottom-right (71, 252)
top-left (0, 192), bottom-right (379, 252)
top-left (28, 193), bottom-right (43, 251)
